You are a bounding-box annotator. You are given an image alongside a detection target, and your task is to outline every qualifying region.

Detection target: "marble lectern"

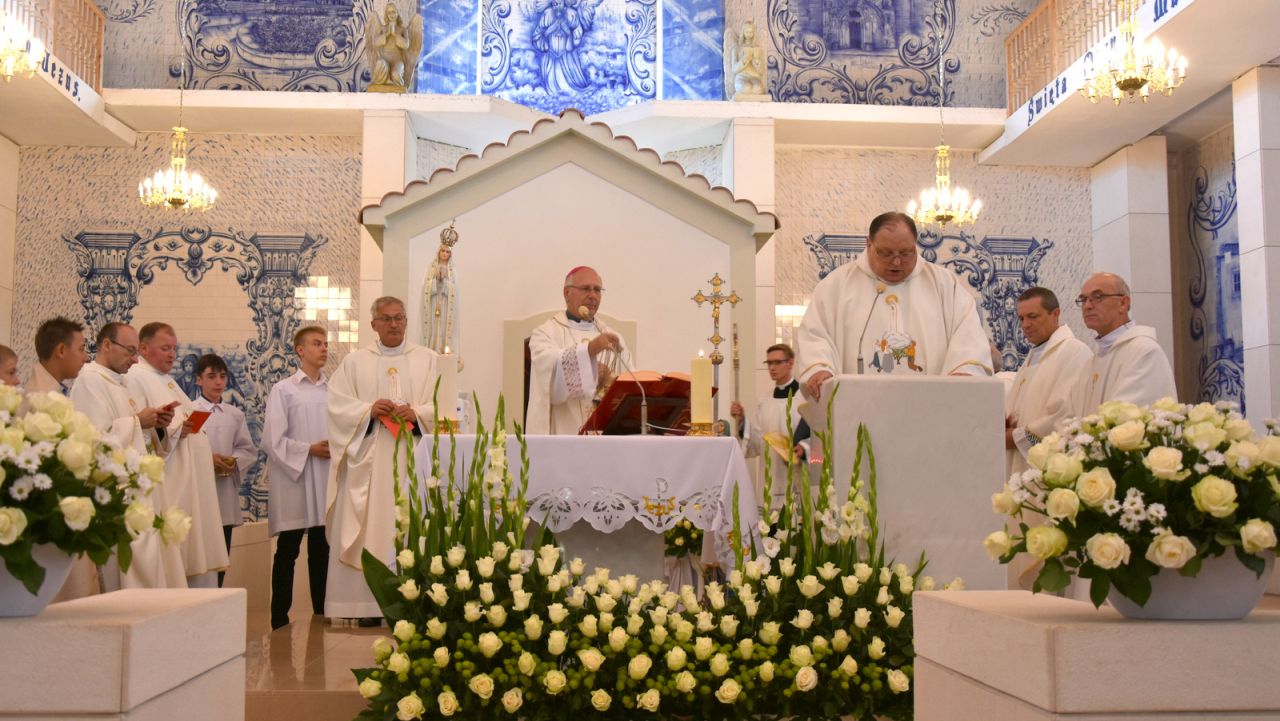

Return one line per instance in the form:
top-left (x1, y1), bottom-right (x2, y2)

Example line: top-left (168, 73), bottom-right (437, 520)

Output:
top-left (801, 374), bottom-right (1006, 589)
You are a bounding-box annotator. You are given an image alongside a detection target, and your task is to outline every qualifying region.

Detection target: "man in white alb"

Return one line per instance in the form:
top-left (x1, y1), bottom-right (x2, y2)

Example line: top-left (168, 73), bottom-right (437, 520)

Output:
top-left (27, 317), bottom-right (88, 396)
top-left (526, 266), bottom-right (631, 434)
top-left (796, 212), bottom-right (992, 401)
top-left (326, 297), bottom-right (439, 620)
top-left (1004, 287), bottom-right (1092, 478)
top-left (70, 322), bottom-right (187, 589)
top-left (126, 322), bottom-right (229, 587)
top-left (1071, 272), bottom-right (1176, 416)
top-left (263, 326), bottom-right (331, 630)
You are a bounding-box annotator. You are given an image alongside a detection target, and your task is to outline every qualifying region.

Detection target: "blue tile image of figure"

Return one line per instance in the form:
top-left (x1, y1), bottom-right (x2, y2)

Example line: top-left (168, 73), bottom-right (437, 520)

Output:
top-left (531, 0), bottom-right (599, 92)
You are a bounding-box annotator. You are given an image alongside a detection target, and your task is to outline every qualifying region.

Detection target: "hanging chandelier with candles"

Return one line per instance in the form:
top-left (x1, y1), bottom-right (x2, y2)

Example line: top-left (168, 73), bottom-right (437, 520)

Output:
top-left (139, 77), bottom-right (217, 211)
top-left (907, 49), bottom-right (982, 228)
top-left (0, 10), bottom-right (44, 82)
top-left (1080, 0), bottom-right (1187, 104)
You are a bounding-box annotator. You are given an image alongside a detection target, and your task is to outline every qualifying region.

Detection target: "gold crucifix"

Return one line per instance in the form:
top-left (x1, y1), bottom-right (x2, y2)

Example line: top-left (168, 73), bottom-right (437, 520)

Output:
top-left (691, 273), bottom-right (741, 366)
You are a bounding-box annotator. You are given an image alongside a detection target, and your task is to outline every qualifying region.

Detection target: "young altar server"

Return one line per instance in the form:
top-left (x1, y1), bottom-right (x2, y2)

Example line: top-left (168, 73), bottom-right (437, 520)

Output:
top-left (192, 353), bottom-right (258, 587)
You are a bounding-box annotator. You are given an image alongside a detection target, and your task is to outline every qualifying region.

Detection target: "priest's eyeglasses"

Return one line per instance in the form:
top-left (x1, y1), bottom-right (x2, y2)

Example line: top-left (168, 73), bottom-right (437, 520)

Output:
top-left (567, 285), bottom-right (605, 294)
top-left (374, 314), bottom-right (408, 324)
top-left (1073, 292), bottom-right (1126, 307)
top-left (872, 248), bottom-right (916, 262)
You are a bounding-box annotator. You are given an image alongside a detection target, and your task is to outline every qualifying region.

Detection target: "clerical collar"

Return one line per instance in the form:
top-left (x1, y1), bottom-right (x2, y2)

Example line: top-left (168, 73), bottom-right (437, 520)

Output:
top-left (1095, 320), bottom-right (1134, 355)
top-left (92, 360), bottom-right (125, 383)
top-left (773, 379), bottom-right (800, 399)
top-left (376, 339), bottom-right (405, 356)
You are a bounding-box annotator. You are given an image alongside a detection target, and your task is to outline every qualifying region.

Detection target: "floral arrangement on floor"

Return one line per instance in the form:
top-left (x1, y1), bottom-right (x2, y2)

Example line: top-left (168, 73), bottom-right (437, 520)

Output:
top-left (662, 518), bottom-right (702, 560)
top-left (352, 389), bottom-right (958, 721)
top-left (0, 387), bottom-right (190, 594)
top-left (986, 398), bottom-right (1280, 606)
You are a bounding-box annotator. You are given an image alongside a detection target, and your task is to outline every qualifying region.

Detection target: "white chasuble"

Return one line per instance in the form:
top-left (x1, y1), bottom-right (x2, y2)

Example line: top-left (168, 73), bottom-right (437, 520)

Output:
top-left (1072, 324), bottom-right (1176, 418)
top-left (127, 359), bottom-right (230, 583)
top-left (325, 342), bottom-right (438, 617)
top-left (1005, 325), bottom-right (1092, 477)
top-left (70, 362), bottom-right (187, 589)
top-left (526, 314), bottom-right (631, 435)
top-left (795, 253), bottom-right (992, 383)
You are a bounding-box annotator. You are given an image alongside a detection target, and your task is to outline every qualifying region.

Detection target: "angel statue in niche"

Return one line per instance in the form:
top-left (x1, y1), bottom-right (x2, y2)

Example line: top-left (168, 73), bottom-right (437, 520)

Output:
top-left (365, 2), bottom-right (424, 93)
top-left (723, 21), bottom-right (768, 101)
top-left (531, 0), bottom-right (600, 94)
top-left (422, 222), bottom-right (461, 366)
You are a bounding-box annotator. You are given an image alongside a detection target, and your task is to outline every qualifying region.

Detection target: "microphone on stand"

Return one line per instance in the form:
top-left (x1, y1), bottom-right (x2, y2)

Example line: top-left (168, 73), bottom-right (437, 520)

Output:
top-left (856, 284), bottom-right (887, 375)
top-left (581, 305), bottom-right (649, 435)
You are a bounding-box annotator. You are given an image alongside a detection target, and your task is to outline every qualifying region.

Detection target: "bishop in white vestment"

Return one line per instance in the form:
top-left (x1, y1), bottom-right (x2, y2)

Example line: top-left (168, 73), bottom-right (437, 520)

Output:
top-left (527, 267), bottom-right (631, 435)
top-left (1071, 273), bottom-right (1177, 416)
top-left (69, 323), bottom-right (186, 589)
top-left (326, 298), bottom-right (439, 618)
top-left (126, 324), bottom-right (229, 587)
top-left (796, 213), bottom-right (992, 400)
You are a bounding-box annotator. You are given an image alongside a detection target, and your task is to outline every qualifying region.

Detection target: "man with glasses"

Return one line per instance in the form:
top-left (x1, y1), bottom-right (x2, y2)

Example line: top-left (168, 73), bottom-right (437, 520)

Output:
top-left (326, 296), bottom-right (440, 623)
top-left (527, 266), bottom-right (630, 434)
top-left (70, 321), bottom-right (187, 589)
top-left (796, 211), bottom-right (992, 401)
top-left (1071, 272), bottom-right (1175, 416)
top-left (729, 343), bottom-right (811, 507)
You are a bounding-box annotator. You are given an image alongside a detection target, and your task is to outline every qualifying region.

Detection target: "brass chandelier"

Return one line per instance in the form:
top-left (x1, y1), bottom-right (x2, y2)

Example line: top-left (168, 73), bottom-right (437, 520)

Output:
top-left (907, 55), bottom-right (982, 228)
top-left (139, 76), bottom-right (217, 211)
top-left (0, 9), bottom-right (44, 82)
top-left (1080, 0), bottom-right (1186, 104)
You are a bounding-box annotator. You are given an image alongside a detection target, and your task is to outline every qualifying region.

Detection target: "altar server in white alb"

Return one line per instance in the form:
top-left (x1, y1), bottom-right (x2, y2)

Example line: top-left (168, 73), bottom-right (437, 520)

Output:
top-left (730, 343), bottom-right (810, 506)
top-left (126, 322), bottom-right (230, 587)
top-left (191, 353), bottom-right (258, 587)
top-left (70, 322), bottom-right (187, 589)
top-left (263, 326), bottom-right (331, 630)
top-left (326, 297), bottom-right (439, 620)
top-left (796, 212), bottom-right (992, 401)
top-left (1071, 272), bottom-right (1176, 416)
top-left (1004, 287), bottom-right (1092, 477)
top-left (27, 317), bottom-right (89, 397)
top-left (527, 266), bottom-right (631, 434)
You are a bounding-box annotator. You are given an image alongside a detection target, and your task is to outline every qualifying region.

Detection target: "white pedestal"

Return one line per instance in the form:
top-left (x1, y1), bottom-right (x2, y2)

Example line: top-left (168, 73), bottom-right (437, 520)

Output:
top-left (0, 589), bottom-right (246, 720)
top-left (803, 375), bottom-right (1006, 588)
top-left (914, 590), bottom-right (1280, 720)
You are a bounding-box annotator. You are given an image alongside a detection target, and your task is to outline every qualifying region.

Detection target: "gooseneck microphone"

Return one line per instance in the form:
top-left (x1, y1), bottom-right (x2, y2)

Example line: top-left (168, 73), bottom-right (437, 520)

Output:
top-left (581, 305), bottom-right (649, 435)
top-left (856, 284), bottom-right (887, 375)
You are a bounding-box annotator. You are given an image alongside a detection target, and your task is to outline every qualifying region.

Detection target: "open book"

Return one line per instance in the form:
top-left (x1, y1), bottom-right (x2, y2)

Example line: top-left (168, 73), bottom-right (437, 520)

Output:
top-left (579, 371), bottom-right (717, 435)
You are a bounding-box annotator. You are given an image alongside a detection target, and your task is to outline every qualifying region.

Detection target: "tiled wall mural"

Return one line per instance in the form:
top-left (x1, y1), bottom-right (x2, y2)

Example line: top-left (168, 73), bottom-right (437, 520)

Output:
top-left (776, 145), bottom-right (1093, 370)
top-left (1172, 127), bottom-right (1243, 410)
top-left (13, 133), bottom-right (361, 521)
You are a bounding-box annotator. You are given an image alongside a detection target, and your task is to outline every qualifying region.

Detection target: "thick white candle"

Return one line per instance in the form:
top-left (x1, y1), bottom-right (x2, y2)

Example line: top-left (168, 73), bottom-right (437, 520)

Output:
top-left (437, 349), bottom-right (458, 421)
top-left (691, 351), bottom-right (712, 425)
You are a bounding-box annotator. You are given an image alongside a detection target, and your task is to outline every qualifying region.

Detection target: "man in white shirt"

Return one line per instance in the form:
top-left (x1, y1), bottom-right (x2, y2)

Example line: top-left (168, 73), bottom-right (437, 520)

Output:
top-left (70, 322), bottom-right (185, 589)
top-left (263, 326), bottom-right (331, 629)
top-left (326, 298), bottom-right (439, 622)
top-left (796, 212), bottom-right (992, 401)
top-left (1071, 272), bottom-right (1177, 415)
top-left (526, 266), bottom-right (630, 434)
top-left (27, 317), bottom-right (89, 396)
top-left (730, 343), bottom-right (810, 507)
top-left (126, 322), bottom-right (229, 587)
top-left (192, 353), bottom-right (258, 587)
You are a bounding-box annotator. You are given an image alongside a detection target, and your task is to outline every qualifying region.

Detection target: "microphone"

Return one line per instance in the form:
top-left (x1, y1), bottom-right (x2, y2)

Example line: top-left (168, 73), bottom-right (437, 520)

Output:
top-left (580, 305), bottom-right (649, 435)
top-left (856, 284), bottom-right (887, 375)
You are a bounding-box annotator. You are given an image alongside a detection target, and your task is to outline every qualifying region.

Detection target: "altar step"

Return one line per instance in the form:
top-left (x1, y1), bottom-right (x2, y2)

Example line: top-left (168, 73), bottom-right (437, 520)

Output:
top-left (244, 612), bottom-right (381, 721)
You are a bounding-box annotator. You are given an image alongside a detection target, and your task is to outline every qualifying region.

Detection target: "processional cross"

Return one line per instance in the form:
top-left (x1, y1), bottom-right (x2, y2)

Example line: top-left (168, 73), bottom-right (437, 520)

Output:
top-left (691, 273), bottom-right (741, 422)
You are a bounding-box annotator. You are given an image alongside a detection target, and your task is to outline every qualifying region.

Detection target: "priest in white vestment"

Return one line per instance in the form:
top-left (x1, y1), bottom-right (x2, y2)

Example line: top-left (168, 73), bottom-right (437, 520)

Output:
top-left (126, 323), bottom-right (230, 587)
top-left (326, 297), bottom-right (440, 619)
top-left (730, 343), bottom-right (810, 508)
top-left (1004, 288), bottom-right (1092, 478)
top-left (796, 212), bottom-right (992, 401)
top-left (70, 322), bottom-right (187, 589)
top-left (1071, 272), bottom-right (1176, 416)
top-left (527, 267), bottom-right (631, 435)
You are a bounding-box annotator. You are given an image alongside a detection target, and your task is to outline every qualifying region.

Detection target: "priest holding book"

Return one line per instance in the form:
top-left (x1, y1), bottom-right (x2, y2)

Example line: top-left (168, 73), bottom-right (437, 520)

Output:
top-left (527, 266), bottom-right (631, 434)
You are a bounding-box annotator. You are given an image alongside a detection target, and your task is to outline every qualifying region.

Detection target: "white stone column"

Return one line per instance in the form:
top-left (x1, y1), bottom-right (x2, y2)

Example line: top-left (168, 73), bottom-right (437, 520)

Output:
top-left (1233, 66), bottom-right (1280, 425)
top-left (721, 117), bottom-right (776, 402)
top-left (1089, 135), bottom-right (1175, 370)
top-left (359, 110), bottom-right (417, 332)
top-left (0, 135), bottom-right (17, 346)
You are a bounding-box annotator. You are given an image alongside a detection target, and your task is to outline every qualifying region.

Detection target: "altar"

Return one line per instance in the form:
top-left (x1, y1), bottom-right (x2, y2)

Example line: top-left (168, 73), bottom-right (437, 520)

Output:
top-left (414, 434), bottom-right (758, 581)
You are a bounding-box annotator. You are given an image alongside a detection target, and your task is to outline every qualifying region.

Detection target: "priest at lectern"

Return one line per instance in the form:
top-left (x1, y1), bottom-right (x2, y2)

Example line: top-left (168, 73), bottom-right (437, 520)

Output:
top-left (527, 266), bottom-right (632, 434)
top-left (795, 211), bottom-right (992, 400)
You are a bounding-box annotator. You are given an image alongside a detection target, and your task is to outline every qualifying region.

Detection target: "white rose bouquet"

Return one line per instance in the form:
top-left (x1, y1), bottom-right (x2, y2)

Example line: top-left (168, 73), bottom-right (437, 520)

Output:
top-left (0, 389), bottom-right (188, 594)
top-left (351, 386), bottom-right (929, 721)
top-left (987, 398), bottom-right (1280, 607)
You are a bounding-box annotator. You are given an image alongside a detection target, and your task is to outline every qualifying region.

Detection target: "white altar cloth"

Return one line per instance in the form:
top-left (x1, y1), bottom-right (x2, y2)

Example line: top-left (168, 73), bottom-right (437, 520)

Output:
top-left (414, 434), bottom-right (758, 565)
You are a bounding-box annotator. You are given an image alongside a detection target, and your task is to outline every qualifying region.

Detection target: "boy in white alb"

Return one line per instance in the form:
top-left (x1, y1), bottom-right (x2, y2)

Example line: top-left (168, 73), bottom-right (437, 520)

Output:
top-left (192, 353), bottom-right (259, 587)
